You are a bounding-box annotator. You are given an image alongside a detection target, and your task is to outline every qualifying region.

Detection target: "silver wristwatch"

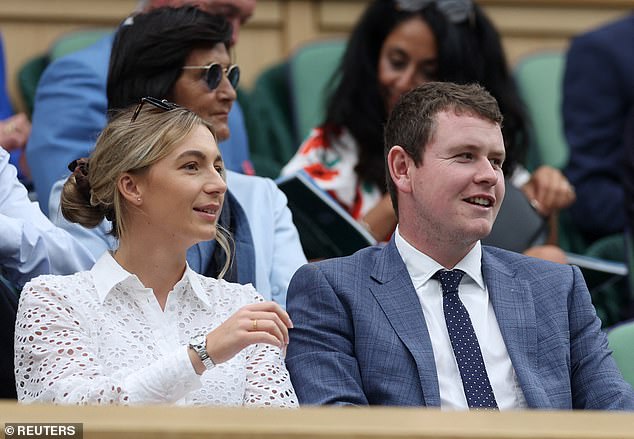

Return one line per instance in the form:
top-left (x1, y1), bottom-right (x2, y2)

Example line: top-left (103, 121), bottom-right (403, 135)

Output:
top-left (188, 333), bottom-right (215, 370)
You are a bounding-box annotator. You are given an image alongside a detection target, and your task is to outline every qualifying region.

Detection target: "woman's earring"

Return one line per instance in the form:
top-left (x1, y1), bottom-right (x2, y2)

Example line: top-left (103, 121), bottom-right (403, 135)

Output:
top-left (137, 197), bottom-right (141, 202)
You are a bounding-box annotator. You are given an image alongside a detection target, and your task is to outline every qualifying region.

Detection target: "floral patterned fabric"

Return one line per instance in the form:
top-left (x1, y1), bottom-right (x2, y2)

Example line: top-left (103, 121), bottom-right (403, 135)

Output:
top-left (281, 126), bottom-right (383, 220)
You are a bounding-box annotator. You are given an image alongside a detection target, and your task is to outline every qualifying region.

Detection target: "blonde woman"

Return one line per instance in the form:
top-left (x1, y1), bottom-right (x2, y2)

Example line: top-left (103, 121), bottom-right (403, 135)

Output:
top-left (15, 101), bottom-right (297, 407)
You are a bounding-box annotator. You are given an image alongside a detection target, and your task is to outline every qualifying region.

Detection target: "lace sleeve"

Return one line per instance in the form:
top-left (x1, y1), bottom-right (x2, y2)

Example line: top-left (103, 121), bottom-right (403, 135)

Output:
top-left (243, 344), bottom-right (298, 407)
top-left (15, 275), bottom-right (200, 404)
top-left (239, 285), bottom-right (298, 407)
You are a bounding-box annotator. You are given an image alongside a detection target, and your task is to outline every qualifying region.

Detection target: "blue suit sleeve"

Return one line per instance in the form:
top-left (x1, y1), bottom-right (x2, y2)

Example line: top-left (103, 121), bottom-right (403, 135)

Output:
top-left (563, 33), bottom-right (628, 237)
top-left (26, 47), bottom-right (109, 215)
top-left (285, 263), bottom-right (368, 405)
top-left (567, 265), bottom-right (634, 409)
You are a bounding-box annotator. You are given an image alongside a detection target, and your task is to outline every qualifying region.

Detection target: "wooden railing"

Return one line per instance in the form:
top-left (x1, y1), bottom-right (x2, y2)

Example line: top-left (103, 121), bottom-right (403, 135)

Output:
top-left (1, 401), bottom-right (634, 438)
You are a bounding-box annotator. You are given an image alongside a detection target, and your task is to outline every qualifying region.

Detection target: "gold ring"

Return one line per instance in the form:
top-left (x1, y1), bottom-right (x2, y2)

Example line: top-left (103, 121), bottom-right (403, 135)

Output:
top-left (252, 319), bottom-right (258, 331)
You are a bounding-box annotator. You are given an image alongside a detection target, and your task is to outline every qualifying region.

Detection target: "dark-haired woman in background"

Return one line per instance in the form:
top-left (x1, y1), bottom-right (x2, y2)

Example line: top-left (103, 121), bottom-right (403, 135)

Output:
top-left (282, 0), bottom-right (575, 260)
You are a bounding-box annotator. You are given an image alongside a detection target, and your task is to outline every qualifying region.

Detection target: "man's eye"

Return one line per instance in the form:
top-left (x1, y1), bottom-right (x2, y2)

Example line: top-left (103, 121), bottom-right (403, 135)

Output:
top-left (458, 153), bottom-right (473, 160)
top-left (184, 163), bottom-right (199, 171)
top-left (490, 158), bottom-right (504, 168)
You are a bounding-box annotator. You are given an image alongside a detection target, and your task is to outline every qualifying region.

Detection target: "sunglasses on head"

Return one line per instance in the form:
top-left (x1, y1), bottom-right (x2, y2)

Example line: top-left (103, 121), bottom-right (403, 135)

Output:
top-left (130, 96), bottom-right (180, 123)
top-left (394, 0), bottom-right (474, 24)
top-left (182, 63), bottom-right (240, 91)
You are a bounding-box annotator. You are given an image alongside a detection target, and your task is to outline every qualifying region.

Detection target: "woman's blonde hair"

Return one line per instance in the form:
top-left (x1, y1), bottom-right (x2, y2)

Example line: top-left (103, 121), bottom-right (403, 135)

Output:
top-left (61, 104), bottom-right (234, 278)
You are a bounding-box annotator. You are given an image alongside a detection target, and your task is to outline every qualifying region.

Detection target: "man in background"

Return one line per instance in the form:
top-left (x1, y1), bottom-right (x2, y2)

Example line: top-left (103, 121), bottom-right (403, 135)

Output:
top-left (563, 13), bottom-right (634, 244)
top-left (26, 0), bottom-right (256, 214)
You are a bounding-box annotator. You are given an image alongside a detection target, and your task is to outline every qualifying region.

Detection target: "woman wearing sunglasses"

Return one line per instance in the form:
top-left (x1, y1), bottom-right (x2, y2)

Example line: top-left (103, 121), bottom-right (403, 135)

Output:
top-left (281, 0), bottom-right (575, 262)
top-left (15, 102), bottom-right (297, 406)
top-left (49, 6), bottom-right (306, 306)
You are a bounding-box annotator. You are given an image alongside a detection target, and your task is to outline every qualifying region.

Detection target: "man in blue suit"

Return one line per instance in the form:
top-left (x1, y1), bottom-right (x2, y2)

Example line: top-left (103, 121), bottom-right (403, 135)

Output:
top-left (285, 82), bottom-right (634, 410)
top-left (563, 13), bottom-right (634, 243)
top-left (26, 0), bottom-right (255, 215)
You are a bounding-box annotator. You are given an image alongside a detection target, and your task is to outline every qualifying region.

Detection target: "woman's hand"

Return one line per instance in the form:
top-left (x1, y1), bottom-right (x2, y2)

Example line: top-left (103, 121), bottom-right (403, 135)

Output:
top-left (521, 165), bottom-right (576, 216)
top-left (0, 114), bottom-right (31, 152)
top-left (205, 301), bottom-right (293, 365)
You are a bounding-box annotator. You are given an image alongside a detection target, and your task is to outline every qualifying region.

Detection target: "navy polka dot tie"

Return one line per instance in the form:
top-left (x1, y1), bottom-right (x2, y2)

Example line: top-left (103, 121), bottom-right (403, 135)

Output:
top-left (434, 269), bottom-right (498, 409)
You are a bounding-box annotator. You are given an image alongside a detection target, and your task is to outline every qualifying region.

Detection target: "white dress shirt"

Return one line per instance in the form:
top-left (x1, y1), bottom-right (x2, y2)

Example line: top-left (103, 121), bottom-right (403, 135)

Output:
top-left (15, 252), bottom-right (297, 407)
top-left (395, 228), bottom-right (527, 410)
top-left (0, 148), bottom-right (94, 288)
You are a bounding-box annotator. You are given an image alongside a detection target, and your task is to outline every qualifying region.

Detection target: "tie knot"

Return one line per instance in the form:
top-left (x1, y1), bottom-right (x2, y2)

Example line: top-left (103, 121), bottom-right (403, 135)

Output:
top-left (433, 269), bottom-right (465, 295)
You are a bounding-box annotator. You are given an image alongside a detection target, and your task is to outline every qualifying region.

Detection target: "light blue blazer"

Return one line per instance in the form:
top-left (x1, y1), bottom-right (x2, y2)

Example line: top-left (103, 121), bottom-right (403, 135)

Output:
top-left (286, 239), bottom-right (634, 409)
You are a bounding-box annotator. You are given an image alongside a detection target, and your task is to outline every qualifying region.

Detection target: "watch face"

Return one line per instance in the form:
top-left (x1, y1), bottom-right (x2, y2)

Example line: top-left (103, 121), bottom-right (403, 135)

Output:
top-left (191, 334), bottom-right (206, 347)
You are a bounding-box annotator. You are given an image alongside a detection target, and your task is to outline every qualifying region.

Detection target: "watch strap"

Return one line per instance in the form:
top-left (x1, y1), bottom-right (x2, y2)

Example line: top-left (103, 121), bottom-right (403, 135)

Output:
top-left (189, 333), bottom-right (215, 370)
top-left (198, 349), bottom-right (215, 370)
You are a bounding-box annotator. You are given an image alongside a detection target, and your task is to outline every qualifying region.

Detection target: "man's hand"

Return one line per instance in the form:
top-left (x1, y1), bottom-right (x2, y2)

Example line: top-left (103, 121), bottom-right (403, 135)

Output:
top-left (0, 114), bottom-right (31, 152)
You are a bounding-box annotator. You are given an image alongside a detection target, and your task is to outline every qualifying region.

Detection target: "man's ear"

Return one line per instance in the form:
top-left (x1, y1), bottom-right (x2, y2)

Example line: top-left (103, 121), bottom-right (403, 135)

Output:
top-left (117, 173), bottom-right (143, 206)
top-left (387, 145), bottom-right (414, 194)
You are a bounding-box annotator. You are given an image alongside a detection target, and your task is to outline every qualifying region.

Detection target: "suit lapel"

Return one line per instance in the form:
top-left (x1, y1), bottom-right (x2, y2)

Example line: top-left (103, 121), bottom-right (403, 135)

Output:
top-left (226, 191), bottom-right (256, 286)
top-left (369, 240), bottom-right (440, 407)
top-left (482, 248), bottom-right (549, 408)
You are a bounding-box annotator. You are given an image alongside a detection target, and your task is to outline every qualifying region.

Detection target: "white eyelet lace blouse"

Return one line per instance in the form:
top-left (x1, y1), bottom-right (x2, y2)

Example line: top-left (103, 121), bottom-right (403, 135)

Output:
top-left (14, 252), bottom-right (298, 407)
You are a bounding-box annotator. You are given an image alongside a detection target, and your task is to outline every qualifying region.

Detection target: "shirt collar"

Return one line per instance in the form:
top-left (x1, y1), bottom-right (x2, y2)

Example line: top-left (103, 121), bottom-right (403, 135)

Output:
top-left (394, 226), bottom-right (485, 289)
top-left (90, 252), bottom-right (212, 307)
top-left (186, 267), bottom-right (212, 308)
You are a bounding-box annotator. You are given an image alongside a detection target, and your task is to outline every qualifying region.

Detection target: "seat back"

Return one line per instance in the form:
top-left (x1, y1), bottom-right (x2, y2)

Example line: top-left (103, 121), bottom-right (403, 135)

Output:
top-left (239, 62), bottom-right (295, 178)
top-left (17, 54), bottom-right (48, 117)
top-left (17, 28), bottom-right (112, 117)
top-left (49, 28), bottom-right (112, 61)
top-left (287, 39), bottom-right (346, 145)
top-left (607, 320), bottom-right (634, 387)
top-left (514, 51), bottom-right (568, 170)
